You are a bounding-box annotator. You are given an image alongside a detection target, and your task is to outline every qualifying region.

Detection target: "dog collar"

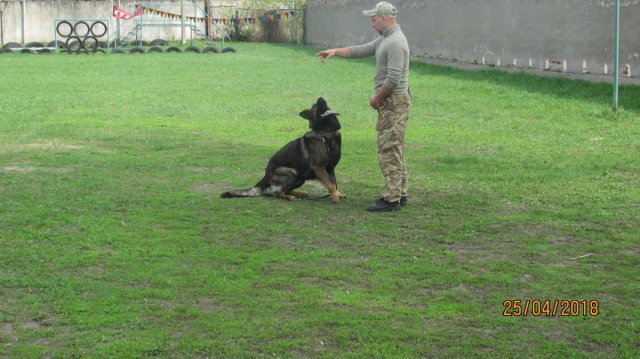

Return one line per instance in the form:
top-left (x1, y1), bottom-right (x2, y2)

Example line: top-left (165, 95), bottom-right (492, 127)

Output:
top-left (321, 110), bottom-right (340, 117)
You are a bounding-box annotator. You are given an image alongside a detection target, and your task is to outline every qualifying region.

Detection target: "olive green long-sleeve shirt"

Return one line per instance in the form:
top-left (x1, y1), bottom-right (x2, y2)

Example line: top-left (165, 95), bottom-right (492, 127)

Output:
top-left (349, 25), bottom-right (410, 94)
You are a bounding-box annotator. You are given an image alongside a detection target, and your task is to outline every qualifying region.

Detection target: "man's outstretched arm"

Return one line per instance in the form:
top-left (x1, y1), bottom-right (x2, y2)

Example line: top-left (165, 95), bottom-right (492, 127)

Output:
top-left (316, 47), bottom-right (353, 62)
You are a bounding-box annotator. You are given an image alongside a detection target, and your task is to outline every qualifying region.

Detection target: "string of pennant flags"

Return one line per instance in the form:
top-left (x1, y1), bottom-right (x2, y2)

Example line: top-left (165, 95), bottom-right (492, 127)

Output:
top-left (138, 5), bottom-right (295, 24)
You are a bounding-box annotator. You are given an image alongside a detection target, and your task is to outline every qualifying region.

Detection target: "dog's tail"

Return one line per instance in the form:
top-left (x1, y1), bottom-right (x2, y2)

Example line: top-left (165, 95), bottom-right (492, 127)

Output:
top-left (220, 178), bottom-right (267, 199)
top-left (220, 187), bottom-right (262, 198)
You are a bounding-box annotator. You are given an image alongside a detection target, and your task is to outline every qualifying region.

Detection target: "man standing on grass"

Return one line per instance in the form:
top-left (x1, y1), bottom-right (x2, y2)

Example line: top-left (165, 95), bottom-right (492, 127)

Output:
top-left (316, 2), bottom-right (411, 212)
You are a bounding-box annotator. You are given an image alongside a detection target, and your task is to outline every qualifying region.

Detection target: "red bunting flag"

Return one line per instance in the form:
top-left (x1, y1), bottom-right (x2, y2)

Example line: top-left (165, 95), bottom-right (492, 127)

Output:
top-left (113, 6), bottom-right (132, 19)
top-left (135, 6), bottom-right (294, 24)
top-left (113, 5), bottom-right (142, 20)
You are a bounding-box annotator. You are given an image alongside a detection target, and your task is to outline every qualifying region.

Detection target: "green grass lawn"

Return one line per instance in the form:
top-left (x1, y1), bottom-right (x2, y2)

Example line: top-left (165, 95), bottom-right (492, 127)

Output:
top-left (1, 42), bottom-right (639, 357)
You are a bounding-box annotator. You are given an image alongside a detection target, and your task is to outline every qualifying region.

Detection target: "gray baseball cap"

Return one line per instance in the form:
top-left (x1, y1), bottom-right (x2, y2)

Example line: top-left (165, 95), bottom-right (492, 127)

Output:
top-left (363, 2), bottom-right (397, 17)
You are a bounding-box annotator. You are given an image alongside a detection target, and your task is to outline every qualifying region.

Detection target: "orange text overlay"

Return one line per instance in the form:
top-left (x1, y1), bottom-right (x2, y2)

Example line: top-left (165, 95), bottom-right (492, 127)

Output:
top-left (502, 300), bottom-right (600, 317)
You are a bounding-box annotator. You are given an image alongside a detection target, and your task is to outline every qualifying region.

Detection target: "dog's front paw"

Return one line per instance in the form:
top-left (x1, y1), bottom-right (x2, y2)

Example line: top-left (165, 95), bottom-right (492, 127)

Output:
top-left (330, 191), bottom-right (347, 203)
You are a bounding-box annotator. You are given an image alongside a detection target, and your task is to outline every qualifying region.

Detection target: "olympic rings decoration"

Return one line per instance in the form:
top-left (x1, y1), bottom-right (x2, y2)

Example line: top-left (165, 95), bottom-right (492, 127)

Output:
top-left (56, 20), bottom-right (108, 54)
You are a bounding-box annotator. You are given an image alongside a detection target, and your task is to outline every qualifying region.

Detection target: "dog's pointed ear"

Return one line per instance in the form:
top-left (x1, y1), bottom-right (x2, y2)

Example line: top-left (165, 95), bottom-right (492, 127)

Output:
top-left (299, 109), bottom-right (313, 121)
top-left (316, 97), bottom-right (328, 113)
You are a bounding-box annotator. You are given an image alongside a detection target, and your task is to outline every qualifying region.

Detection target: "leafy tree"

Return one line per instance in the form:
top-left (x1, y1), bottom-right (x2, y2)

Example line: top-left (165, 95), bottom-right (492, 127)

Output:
top-left (240, 0), bottom-right (306, 9)
top-left (233, 0), bottom-right (306, 43)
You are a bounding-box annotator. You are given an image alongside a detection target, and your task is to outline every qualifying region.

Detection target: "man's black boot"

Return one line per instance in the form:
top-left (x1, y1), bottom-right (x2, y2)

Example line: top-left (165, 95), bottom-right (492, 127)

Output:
top-left (367, 199), bottom-right (401, 212)
top-left (376, 196), bottom-right (407, 207)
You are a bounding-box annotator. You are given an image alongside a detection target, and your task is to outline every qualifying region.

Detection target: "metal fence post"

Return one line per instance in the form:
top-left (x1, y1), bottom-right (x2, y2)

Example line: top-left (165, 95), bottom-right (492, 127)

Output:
top-left (613, 0), bottom-right (620, 111)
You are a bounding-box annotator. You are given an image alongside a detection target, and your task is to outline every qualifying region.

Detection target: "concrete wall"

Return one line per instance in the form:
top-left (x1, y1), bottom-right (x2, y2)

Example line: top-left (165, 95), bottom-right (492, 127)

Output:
top-left (306, 0), bottom-right (640, 76)
top-left (0, 0), bottom-right (231, 45)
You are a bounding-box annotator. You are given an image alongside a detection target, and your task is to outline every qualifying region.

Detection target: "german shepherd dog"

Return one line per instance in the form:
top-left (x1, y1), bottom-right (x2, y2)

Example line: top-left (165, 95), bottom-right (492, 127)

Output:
top-left (220, 97), bottom-right (346, 202)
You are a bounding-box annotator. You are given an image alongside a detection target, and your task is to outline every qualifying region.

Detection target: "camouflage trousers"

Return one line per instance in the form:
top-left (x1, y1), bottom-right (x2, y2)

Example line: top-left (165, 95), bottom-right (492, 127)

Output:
top-left (376, 93), bottom-right (411, 203)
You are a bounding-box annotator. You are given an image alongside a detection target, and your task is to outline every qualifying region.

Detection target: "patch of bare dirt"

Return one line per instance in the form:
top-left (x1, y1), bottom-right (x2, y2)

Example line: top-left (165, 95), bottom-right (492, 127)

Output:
top-left (19, 320), bottom-right (42, 329)
top-left (2, 323), bottom-right (13, 336)
top-left (0, 140), bottom-right (84, 153)
top-left (188, 167), bottom-right (211, 173)
top-left (448, 238), bottom-right (513, 264)
top-left (197, 297), bottom-right (238, 314)
top-left (0, 166), bottom-right (73, 174)
top-left (22, 141), bottom-right (84, 151)
top-left (192, 183), bottom-right (220, 194)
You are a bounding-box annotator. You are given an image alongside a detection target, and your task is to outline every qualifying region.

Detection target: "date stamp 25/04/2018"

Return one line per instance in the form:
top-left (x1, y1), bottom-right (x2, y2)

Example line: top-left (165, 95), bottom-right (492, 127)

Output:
top-left (502, 300), bottom-right (600, 317)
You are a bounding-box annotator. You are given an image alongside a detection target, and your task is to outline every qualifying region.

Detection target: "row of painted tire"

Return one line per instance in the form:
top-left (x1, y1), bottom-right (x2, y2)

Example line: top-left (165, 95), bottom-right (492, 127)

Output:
top-left (113, 46), bottom-right (236, 54)
top-left (2, 41), bottom-right (60, 49)
top-left (1, 38), bottom-right (172, 51)
top-left (0, 38), bottom-right (222, 49)
top-left (1, 39), bottom-right (105, 53)
top-left (0, 45), bottom-right (235, 54)
top-left (0, 47), bottom-right (55, 54)
top-left (0, 40), bottom-right (235, 54)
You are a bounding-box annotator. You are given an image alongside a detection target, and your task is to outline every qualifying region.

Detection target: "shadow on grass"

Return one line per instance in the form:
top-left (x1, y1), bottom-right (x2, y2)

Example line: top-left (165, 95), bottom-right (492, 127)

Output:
top-left (301, 42), bottom-right (640, 113)
top-left (411, 60), bottom-right (640, 113)
top-left (254, 44), bottom-right (640, 114)
top-left (277, 43), bottom-right (640, 113)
